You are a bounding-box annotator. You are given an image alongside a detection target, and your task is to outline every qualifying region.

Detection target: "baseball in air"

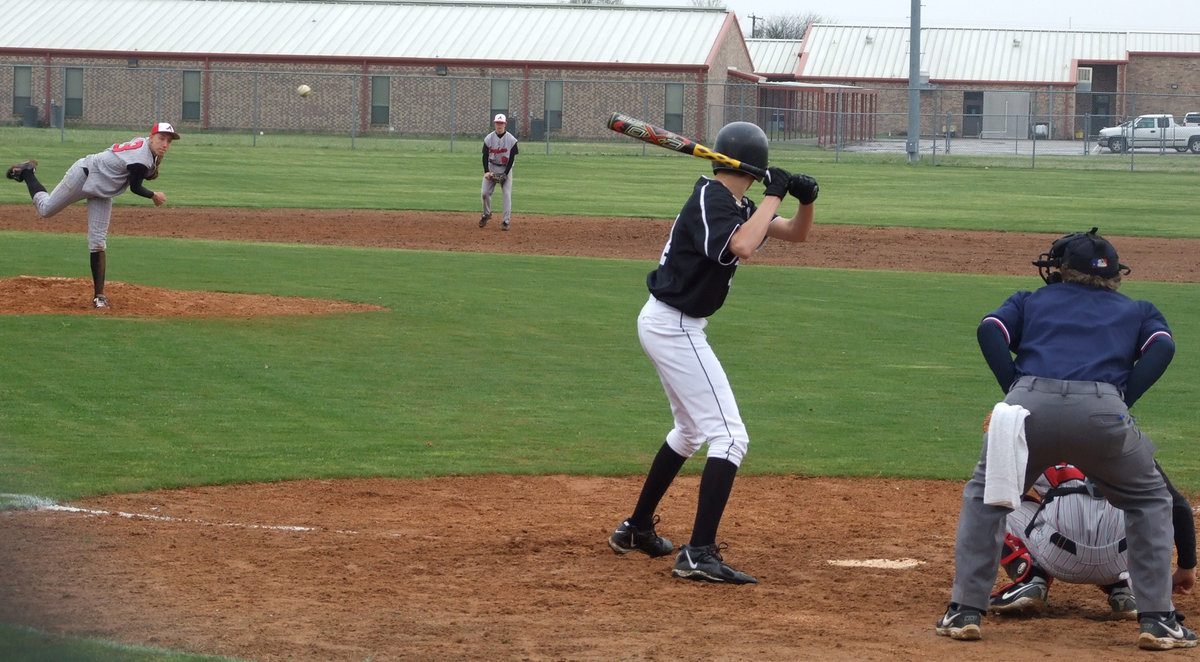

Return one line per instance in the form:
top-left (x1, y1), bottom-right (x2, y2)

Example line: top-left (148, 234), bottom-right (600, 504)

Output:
top-left (297, 84), bottom-right (312, 97)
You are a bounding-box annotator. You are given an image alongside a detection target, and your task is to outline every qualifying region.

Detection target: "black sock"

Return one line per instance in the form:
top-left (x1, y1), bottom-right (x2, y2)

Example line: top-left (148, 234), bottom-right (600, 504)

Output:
top-left (689, 457), bottom-right (738, 547)
top-left (629, 442), bottom-right (687, 528)
top-left (90, 250), bottom-right (106, 297)
top-left (24, 172), bottom-right (45, 197)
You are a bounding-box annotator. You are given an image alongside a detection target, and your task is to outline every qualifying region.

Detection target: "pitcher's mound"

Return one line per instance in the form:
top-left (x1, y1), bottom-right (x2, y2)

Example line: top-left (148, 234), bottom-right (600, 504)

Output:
top-left (0, 276), bottom-right (386, 316)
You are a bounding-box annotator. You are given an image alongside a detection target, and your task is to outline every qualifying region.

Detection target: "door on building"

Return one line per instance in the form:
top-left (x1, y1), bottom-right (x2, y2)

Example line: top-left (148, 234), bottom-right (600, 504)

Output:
top-left (1091, 95), bottom-right (1114, 137)
top-left (963, 92), bottom-right (983, 138)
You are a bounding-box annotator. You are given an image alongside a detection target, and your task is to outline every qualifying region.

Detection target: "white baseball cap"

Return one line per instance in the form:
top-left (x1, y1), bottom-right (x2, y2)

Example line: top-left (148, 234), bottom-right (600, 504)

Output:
top-left (150, 122), bottom-right (181, 140)
top-left (493, 114), bottom-right (507, 124)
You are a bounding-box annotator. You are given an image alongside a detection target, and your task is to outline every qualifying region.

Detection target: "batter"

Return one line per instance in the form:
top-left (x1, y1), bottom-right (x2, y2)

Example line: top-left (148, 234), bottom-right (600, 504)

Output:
top-left (606, 121), bottom-right (820, 584)
top-left (6, 122), bottom-right (180, 309)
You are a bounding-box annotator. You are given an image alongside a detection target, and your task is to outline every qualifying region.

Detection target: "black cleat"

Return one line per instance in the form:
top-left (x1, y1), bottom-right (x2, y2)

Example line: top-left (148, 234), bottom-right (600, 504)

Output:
top-left (6, 159), bottom-right (37, 183)
top-left (1138, 612), bottom-right (1198, 650)
top-left (988, 576), bottom-right (1049, 616)
top-left (672, 542), bottom-right (756, 584)
top-left (608, 515), bottom-right (673, 557)
top-left (935, 603), bottom-right (983, 640)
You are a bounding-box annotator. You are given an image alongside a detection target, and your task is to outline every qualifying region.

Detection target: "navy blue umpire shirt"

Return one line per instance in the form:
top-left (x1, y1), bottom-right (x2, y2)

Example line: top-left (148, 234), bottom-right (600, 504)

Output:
top-left (982, 281), bottom-right (1172, 392)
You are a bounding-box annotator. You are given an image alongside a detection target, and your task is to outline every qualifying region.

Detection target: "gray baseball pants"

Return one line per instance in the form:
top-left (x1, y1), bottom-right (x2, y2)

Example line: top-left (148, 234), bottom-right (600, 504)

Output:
top-left (481, 174), bottom-right (512, 225)
top-left (31, 159), bottom-right (113, 251)
top-left (950, 376), bottom-right (1175, 613)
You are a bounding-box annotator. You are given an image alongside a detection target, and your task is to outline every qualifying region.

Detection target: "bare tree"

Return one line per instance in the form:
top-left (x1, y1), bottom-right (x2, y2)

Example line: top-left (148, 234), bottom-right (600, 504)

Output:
top-left (689, 0), bottom-right (727, 8)
top-left (567, 0), bottom-right (625, 4)
top-left (749, 11), bottom-right (826, 39)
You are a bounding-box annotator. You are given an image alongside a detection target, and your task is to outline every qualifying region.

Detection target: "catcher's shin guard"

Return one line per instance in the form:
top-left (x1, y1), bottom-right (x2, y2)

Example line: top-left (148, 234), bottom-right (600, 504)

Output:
top-left (1000, 533), bottom-right (1033, 583)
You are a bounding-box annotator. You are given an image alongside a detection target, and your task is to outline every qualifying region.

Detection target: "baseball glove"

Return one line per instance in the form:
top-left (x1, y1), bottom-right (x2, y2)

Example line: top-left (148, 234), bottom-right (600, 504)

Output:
top-left (491, 172), bottom-right (507, 184)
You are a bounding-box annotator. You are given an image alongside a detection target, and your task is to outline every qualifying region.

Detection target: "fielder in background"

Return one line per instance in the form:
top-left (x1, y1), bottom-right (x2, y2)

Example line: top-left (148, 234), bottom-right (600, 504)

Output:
top-left (988, 462), bottom-right (1195, 619)
top-left (479, 113), bottom-right (517, 231)
top-left (936, 228), bottom-right (1196, 650)
top-left (6, 122), bottom-right (180, 309)
top-left (607, 121), bottom-right (819, 584)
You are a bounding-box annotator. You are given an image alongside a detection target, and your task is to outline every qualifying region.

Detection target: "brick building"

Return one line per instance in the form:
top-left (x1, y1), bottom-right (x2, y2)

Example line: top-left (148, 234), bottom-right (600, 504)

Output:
top-left (795, 25), bottom-right (1200, 140)
top-left (1, 0), bottom-right (761, 142)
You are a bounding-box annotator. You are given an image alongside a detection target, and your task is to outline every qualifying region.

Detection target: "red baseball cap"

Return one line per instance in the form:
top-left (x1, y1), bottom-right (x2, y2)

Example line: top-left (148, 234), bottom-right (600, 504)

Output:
top-left (150, 122), bottom-right (181, 140)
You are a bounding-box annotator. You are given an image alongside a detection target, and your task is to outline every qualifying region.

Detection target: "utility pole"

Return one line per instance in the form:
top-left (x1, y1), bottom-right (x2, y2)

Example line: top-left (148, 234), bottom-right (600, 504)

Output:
top-left (906, 0), bottom-right (921, 162)
top-left (749, 14), bottom-right (759, 39)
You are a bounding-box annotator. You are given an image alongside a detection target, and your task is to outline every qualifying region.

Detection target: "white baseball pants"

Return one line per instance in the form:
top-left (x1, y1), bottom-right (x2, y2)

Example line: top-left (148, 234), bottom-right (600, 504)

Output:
top-left (637, 295), bottom-right (749, 467)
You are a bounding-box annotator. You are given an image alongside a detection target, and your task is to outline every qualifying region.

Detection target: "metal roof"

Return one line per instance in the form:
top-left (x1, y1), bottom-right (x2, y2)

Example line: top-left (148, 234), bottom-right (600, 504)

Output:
top-left (801, 25), bottom-right (1200, 83)
top-left (0, 0), bottom-right (732, 66)
top-left (745, 38), bottom-right (802, 76)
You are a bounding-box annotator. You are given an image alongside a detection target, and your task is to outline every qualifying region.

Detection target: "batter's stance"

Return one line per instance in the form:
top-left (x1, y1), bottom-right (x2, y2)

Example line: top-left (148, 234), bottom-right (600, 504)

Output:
top-left (988, 462), bottom-right (1195, 618)
top-left (479, 113), bottom-right (517, 231)
top-left (6, 122), bottom-right (180, 309)
top-left (607, 121), bottom-right (819, 584)
top-left (936, 228), bottom-right (1196, 650)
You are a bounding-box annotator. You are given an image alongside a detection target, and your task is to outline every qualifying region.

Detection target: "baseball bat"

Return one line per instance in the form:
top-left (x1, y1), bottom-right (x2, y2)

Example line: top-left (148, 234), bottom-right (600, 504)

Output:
top-left (606, 112), bottom-right (766, 179)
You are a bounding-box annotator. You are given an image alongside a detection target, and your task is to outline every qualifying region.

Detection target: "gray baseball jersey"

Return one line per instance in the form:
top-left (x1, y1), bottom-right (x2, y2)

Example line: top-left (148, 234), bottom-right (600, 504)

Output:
top-left (483, 131), bottom-right (518, 175)
top-left (81, 136), bottom-right (158, 198)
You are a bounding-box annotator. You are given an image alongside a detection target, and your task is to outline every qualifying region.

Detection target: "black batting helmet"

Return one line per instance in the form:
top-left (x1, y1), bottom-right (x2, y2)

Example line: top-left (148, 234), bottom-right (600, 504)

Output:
top-left (712, 122), bottom-right (769, 181)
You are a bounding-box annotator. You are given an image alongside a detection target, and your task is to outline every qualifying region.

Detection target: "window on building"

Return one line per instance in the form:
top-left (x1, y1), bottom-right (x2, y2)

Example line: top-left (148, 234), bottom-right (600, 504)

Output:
top-left (65, 67), bottom-right (83, 117)
top-left (13, 66), bottom-right (32, 115)
top-left (664, 83), bottom-right (684, 133)
top-left (371, 76), bottom-right (390, 125)
top-left (545, 80), bottom-right (563, 130)
top-left (182, 71), bottom-right (201, 121)
top-left (490, 79), bottom-right (510, 129)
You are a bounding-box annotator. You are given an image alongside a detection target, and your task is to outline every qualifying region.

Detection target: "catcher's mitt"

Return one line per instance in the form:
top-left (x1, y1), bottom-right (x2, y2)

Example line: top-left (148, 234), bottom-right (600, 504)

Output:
top-left (491, 172), bottom-right (507, 184)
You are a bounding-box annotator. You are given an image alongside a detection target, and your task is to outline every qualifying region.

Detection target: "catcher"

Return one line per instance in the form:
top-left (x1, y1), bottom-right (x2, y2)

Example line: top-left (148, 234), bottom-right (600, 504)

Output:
top-left (988, 461), bottom-right (1196, 619)
top-left (479, 113), bottom-right (517, 231)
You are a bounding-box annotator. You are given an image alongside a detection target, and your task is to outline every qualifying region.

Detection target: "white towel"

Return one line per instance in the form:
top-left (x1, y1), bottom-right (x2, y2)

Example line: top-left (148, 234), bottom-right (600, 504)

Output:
top-left (983, 402), bottom-right (1030, 509)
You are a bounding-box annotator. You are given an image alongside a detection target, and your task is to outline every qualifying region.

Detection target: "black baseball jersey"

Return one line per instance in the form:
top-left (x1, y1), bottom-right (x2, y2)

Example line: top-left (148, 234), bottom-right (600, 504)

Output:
top-left (647, 177), bottom-right (759, 318)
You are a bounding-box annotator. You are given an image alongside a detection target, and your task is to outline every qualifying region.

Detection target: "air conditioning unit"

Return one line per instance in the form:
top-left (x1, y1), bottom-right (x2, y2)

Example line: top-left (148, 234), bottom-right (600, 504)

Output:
top-left (1077, 67), bottom-right (1093, 92)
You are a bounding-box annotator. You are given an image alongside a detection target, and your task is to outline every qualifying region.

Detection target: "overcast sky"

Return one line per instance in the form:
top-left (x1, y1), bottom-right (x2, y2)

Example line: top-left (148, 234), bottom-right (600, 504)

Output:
top-left (635, 0), bottom-right (1192, 33)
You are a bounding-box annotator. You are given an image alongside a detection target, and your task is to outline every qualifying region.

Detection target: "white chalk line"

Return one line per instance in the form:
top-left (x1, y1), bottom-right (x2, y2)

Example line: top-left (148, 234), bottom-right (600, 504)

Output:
top-left (6, 493), bottom-right (926, 568)
top-left (0, 493), bottom-right (360, 535)
top-left (827, 558), bottom-right (925, 569)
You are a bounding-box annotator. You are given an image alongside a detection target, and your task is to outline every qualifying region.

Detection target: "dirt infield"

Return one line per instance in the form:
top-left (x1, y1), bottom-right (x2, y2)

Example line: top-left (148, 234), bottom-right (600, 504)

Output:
top-left (1, 206), bottom-right (1198, 660)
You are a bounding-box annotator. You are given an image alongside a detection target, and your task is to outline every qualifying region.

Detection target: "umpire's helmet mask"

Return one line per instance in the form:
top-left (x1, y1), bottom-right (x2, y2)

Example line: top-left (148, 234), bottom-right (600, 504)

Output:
top-left (712, 122), bottom-right (769, 181)
top-left (1032, 227), bottom-right (1129, 284)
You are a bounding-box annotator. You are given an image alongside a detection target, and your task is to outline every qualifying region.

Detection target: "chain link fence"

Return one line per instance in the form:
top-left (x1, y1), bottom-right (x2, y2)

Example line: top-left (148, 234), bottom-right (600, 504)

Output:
top-left (7, 63), bottom-right (1200, 170)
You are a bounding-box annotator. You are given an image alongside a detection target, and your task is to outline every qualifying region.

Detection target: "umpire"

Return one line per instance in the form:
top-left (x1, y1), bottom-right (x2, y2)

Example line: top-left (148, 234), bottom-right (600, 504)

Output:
top-left (936, 228), bottom-right (1196, 650)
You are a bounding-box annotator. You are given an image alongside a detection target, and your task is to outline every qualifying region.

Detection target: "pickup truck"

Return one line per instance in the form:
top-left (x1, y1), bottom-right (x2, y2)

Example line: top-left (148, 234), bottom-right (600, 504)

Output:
top-left (1096, 114), bottom-right (1200, 153)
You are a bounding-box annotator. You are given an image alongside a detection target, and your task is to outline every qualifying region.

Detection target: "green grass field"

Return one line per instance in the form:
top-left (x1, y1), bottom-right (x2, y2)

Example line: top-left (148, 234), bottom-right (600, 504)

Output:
top-left (2, 127), bottom-right (1199, 659)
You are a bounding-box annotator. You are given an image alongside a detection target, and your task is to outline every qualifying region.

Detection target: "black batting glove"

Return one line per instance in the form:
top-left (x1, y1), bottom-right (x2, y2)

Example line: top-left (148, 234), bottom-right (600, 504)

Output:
top-left (789, 174), bottom-right (819, 205)
top-left (763, 166), bottom-right (791, 199)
